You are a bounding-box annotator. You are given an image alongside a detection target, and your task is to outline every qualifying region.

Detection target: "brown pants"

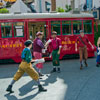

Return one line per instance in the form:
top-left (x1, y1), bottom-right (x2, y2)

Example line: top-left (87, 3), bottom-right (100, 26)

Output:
top-left (13, 61), bottom-right (39, 81)
top-left (79, 46), bottom-right (88, 62)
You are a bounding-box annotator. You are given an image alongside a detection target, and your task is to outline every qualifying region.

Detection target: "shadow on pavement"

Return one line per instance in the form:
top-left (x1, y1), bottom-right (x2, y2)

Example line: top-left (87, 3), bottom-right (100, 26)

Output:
top-left (2, 58), bottom-right (100, 100)
top-left (4, 91), bottom-right (40, 100)
top-left (19, 80), bottom-right (37, 96)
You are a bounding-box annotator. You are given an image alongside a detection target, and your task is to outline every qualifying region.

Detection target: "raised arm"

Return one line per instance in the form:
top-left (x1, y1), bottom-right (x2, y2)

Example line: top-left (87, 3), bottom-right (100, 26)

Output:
top-left (45, 39), bottom-right (52, 48)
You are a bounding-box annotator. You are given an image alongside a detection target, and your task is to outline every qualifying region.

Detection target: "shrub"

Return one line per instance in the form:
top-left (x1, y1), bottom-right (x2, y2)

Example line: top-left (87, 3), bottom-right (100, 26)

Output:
top-left (56, 7), bottom-right (65, 12)
top-left (0, 8), bottom-right (9, 13)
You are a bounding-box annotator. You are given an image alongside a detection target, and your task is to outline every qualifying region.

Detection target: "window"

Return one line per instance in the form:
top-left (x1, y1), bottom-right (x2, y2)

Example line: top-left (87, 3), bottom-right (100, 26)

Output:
top-left (83, 20), bottom-right (92, 34)
top-left (51, 21), bottom-right (60, 35)
top-left (1, 22), bottom-right (12, 38)
top-left (73, 21), bottom-right (82, 34)
top-left (62, 21), bottom-right (71, 35)
top-left (13, 22), bottom-right (24, 37)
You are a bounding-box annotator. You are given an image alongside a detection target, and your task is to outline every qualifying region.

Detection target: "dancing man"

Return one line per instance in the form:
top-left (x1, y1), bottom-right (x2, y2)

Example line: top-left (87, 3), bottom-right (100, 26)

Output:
top-left (45, 31), bottom-right (62, 73)
top-left (6, 40), bottom-right (47, 93)
top-left (75, 30), bottom-right (94, 69)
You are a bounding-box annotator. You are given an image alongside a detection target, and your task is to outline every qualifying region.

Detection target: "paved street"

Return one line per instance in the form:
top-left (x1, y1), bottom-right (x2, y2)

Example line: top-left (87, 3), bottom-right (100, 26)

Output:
top-left (0, 58), bottom-right (100, 100)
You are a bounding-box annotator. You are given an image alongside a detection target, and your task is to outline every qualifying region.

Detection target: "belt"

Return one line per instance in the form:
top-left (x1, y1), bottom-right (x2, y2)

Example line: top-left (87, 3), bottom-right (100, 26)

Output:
top-left (79, 46), bottom-right (86, 48)
top-left (22, 59), bottom-right (27, 62)
top-left (53, 48), bottom-right (59, 51)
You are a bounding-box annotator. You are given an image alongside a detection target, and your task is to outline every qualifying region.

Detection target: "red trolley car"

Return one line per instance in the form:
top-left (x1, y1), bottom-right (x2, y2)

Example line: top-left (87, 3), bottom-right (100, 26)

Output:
top-left (0, 12), bottom-right (96, 63)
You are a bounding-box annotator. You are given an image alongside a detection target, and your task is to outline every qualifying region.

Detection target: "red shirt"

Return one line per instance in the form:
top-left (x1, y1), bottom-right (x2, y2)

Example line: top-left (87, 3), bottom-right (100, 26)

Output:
top-left (50, 37), bottom-right (62, 50)
top-left (76, 35), bottom-right (89, 47)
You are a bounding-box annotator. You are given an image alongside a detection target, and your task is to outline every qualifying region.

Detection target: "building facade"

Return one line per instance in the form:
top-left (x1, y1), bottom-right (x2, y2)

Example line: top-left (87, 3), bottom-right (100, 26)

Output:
top-left (86, 0), bottom-right (93, 11)
top-left (34, 0), bottom-right (68, 13)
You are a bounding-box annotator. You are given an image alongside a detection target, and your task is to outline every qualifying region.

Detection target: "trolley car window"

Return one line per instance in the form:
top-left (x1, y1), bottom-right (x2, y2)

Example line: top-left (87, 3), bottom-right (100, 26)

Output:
top-left (83, 20), bottom-right (92, 34)
top-left (13, 22), bottom-right (24, 37)
top-left (1, 23), bottom-right (12, 38)
top-left (62, 21), bottom-right (71, 35)
top-left (51, 21), bottom-right (60, 35)
top-left (73, 21), bottom-right (82, 34)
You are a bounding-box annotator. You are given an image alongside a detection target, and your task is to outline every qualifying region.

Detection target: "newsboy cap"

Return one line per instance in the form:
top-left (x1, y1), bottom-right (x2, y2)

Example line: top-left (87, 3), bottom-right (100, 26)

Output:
top-left (52, 31), bottom-right (57, 35)
top-left (36, 31), bottom-right (43, 36)
top-left (24, 40), bottom-right (33, 47)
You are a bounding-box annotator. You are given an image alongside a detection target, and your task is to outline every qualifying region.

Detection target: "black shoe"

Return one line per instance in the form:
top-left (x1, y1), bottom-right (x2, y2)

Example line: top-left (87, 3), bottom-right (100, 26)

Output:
top-left (80, 64), bottom-right (83, 70)
top-left (38, 85), bottom-right (47, 92)
top-left (6, 85), bottom-right (14, 93)
top-left (39, 72), bottom-right (44, 77)
top-left (84, 61), bottom-right (88, 67)
top-left (57, 68), bottom-right (61, 73)
top-left (50, 68), bottom-right (56, 73)
top-left (96, 64), bottom-right (99, 67)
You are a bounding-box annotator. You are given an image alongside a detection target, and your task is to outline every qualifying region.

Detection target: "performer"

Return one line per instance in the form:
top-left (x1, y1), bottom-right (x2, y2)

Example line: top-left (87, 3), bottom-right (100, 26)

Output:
top-left (6, 40), bottom-right (47, 93)
top-left (45, 31), bottom-right (62, 73)
top-left (96, 37), bottom-right (100, 67)
top-left (75, 30), bottom-right (94, 70)
top-left (33, 32), bottom-right (45, 76)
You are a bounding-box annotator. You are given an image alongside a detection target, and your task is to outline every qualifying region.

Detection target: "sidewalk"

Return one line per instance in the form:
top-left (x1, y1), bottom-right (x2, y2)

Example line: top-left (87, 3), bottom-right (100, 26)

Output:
top-left (0, 58), bottom-right (100, 100)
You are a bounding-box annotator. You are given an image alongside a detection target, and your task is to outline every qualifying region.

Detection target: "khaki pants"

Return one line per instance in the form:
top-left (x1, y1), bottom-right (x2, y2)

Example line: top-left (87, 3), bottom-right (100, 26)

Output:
top-left (79, 46), bottom-right (88, 62)
top-left (13, 61), bottom-right (39, 81)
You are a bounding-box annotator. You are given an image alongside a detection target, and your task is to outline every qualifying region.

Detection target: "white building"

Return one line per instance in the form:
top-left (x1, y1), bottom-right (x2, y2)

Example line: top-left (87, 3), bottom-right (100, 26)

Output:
top-left (8, 0), bottom-right (31, 13)
top-left (34, 0), bottom-right (68, 13)
top-left (71, 0), bottom-right (100, 9)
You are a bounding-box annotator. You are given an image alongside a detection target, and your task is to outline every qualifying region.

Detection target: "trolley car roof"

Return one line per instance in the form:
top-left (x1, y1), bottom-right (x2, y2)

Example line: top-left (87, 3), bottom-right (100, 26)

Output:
top-left (0, 12), bottom-right (94, 20)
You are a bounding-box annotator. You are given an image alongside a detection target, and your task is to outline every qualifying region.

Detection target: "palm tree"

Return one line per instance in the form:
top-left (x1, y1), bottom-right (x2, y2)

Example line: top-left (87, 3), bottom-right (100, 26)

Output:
top-left (51, 0), bottom-right (56, 11)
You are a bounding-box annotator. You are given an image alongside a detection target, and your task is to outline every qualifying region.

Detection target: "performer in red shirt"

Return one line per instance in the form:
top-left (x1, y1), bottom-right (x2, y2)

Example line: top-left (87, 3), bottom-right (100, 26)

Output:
top-left (75, 30), bottom-right (94, 70)
top-left (45, 31), bottom-right (62, 73)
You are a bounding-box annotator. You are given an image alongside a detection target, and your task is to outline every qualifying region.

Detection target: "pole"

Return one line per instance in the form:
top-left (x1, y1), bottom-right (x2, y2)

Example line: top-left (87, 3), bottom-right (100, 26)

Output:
top-left (51, 0), bottom-right (56, 11)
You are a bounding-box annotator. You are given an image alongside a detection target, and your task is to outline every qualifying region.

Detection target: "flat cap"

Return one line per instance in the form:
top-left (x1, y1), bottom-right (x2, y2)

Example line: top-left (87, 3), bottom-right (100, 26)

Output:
top-left (24, 40), bottom-right (33, 47)
top-left (52, 31), bottom-right (57, 35)
top-left (36, 31), bottom-right (43, 36)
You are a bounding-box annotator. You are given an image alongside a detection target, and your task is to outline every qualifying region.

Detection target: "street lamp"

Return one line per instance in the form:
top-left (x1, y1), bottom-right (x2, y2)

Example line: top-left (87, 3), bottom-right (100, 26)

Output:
top-left (45, 1), bottom-right (51, 12)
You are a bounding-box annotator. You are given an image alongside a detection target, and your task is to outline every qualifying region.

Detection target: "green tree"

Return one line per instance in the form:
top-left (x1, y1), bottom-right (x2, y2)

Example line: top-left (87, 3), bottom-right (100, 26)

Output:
top-left (6, 2), bottom-right (12, 8)
top-left (56, 7), bottom-right (65, 12)
top-left (0, 8), bottom-right (9, 13)
top-left (65, 4), bottom-right (72, 12)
